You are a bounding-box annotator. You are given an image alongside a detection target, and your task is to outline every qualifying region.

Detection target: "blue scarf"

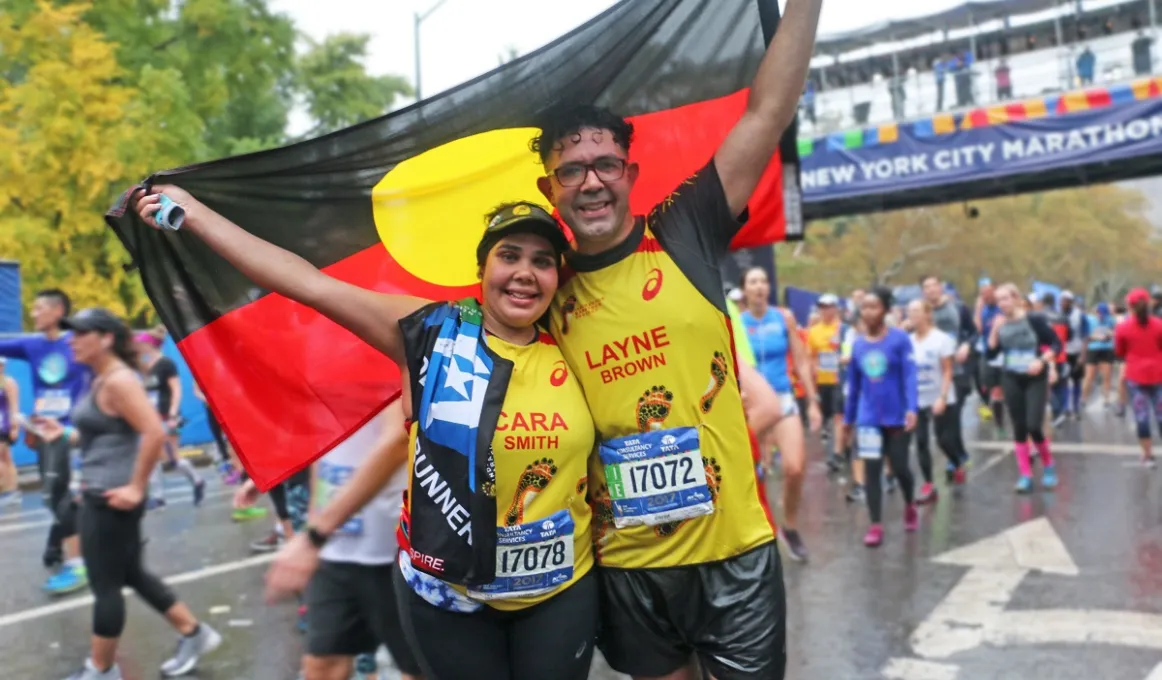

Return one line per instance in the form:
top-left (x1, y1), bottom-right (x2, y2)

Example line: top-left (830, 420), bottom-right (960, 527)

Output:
top-left (417, 300), bottom-right (494, 492)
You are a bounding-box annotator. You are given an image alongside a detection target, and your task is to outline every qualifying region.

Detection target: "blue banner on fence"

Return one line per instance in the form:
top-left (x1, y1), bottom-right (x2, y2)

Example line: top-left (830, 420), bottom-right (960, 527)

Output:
top-left (801, 98), bottom-right (1162, 203)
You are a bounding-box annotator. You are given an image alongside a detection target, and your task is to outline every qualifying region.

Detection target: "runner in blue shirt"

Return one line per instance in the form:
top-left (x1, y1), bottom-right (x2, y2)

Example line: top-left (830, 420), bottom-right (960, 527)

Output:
top-left (1082, 302), bottom-right (1118, 408)
top-left (844, 287), bottom-right (919, 548)
top-left (0, 289), bottom-right (90, 593)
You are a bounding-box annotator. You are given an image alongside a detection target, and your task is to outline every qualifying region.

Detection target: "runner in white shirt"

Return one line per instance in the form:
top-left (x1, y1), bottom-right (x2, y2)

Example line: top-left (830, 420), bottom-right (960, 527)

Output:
top-left (908, 300), bottom-right (963, 505)
top-left (267, 400), bottom-right (422, 680)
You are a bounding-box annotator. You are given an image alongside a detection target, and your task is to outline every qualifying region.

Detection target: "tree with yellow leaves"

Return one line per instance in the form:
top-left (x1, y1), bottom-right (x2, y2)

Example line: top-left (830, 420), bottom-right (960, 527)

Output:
top-left (0, 1), bottom-right (203, 320)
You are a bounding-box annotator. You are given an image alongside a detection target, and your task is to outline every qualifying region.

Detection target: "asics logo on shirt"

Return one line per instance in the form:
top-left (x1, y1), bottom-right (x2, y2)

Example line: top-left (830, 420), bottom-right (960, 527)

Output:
top-left (550, 361), bottom-right (569, 387)
top-left (642, 268), bottom-right (664, 301)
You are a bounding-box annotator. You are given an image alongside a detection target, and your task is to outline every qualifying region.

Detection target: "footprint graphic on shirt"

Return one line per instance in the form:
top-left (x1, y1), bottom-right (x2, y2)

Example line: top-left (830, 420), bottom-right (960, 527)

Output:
top-left (636, 386), bottom-right (674, 432)
top-left (700, 352), bottom-right (729, 414)
top-left (505, 458), bottom-right (557, 526)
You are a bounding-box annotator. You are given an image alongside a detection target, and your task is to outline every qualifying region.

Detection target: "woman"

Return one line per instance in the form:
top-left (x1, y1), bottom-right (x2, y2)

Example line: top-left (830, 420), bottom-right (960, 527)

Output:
top-left (1115, 289), bottom-right (1162, 467)
top-left (135, 188), bottom-right (597, 679)
top-left (739, 266), bottom-right (821, 563)
top-left (1082, 302), bottom-right (1117, 408)
top-left (135, 333), bottom-right (204, 508)
top-left (839, 316), bottom-right (867, 502)
top-left (0, 357), bottom-right (19, 505)
top-left (987, 283), bottom-right (1062, 493)
top-left (843, 288), bottom-right (918, 548)
top-left (34, 308), bottom-right (220, 680)
top-left (907, 300), bottom-right (963, 504)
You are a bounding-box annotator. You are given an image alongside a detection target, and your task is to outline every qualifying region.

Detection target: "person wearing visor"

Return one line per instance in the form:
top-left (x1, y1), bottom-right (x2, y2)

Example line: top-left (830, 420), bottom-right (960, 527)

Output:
top-left (133, 189), bottom-right (599, 679)
top-left (807, 293), bottom-right (846, 470)
top-left (34, 308), bottom-right (221, 680)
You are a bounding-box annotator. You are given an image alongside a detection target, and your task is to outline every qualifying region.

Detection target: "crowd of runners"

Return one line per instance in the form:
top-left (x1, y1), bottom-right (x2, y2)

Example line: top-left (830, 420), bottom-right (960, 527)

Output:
top-left (2, 0), bottom-right (1162, 677)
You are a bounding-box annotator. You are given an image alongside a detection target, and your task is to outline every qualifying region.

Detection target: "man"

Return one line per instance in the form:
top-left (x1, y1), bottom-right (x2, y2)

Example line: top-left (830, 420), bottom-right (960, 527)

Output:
top-left (1060, 290), bottom-right (1089, 418)
top-left (136, 333), bottom-right (205, 507)
top-left (532, 1), bottom-right (823, 676)
top-left (974, 279), bottom-right (1005, 430)
top-left (0, 289), bottom-right (90, 594)
top-left (920, 275), bottom-right (974, 481)
top-left (806, 294), bottom-right (845, 470)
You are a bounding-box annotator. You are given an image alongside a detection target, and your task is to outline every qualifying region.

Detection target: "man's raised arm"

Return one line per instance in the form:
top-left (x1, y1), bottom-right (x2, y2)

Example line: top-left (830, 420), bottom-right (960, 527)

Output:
top-left (715, 0), bottom-right (824, 217)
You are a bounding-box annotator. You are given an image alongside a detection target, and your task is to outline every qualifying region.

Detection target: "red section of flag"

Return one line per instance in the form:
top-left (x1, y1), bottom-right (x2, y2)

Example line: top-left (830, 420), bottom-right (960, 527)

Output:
top-left (627, 89), bottom-right (786, 247)
top-left (1006, 102), bottom-right (1029, 120)
top-left (181, 245), bottom-right (478, 489)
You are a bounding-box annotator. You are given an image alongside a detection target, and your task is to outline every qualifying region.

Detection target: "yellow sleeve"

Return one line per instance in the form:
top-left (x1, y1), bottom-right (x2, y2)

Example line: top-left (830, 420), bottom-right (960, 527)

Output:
top-left (727, 300), bottom-right (756, 367)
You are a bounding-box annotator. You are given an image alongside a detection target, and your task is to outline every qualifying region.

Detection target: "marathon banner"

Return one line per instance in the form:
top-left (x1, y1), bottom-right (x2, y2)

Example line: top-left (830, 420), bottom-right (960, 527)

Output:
top-left (105, 0), bottom-right (798, 489)
top-left (800, 84), bottom-right (1162, 216)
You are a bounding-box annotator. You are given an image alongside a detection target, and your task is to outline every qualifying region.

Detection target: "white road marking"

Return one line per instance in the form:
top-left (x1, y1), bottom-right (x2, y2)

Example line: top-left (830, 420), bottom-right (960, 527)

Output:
top-left (0, 553), bottom-right (275, 629)
top-left (971, 441), bottom-right (1140, 456)
top-left (1146, 661), bottom-right (1162, 680)
top-left (911, 518), bottom-right (1078, 659)
top-left (968, 453), bottom-right (1006, 480)
top-left (989, 609), bottom-right (1162, 650)
top-left (881, 658), bottom-right (960, 680)
top-left (0, 487), bottom-right (235, 535)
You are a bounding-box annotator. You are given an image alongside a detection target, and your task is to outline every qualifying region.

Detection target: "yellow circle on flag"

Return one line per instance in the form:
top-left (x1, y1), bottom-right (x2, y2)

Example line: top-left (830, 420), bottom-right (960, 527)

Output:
top-left (372, 127), bottom-right (549, 287)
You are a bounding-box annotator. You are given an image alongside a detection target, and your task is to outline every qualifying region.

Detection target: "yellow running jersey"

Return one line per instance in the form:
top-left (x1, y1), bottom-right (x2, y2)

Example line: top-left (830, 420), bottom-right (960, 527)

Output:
top-left (807, 320), bottom-right (843, 386)
top-left (550, 163), bottom-right (775, 570)
top-left (407, 332), bottom-right (596, 611)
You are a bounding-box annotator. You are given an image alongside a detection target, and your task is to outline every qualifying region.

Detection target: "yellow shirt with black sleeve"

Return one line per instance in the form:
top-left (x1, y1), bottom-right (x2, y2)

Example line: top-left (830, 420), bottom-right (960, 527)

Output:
top-left (549, 162), bottom-right (776, 570)
top-left (401, 330), bottom-right (595, 612)
top-left (807, 319), bottom-right (843, 386)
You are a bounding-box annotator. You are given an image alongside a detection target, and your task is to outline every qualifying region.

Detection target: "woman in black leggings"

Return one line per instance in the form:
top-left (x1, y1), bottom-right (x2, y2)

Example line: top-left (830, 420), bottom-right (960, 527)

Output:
top-left (907, 300), bottom-right (965, 504)
top-left (987, 284), bottom-right (1061, 494)
top-left (34, 308), bottom-right (221, 680)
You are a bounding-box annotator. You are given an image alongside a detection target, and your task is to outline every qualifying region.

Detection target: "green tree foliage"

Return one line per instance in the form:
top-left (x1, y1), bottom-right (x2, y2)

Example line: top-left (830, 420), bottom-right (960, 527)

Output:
top-left (296, 33), bottom-right (413, 137)
top-left (2, 0), bottom-right (411, 324)
top-left (780, 184), bottom-right (1162, 303)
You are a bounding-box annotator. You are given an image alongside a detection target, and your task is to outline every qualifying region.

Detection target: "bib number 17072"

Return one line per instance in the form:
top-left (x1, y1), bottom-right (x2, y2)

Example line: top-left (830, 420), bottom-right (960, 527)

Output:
top-left (600, 427), bottom-right (715, 528)
top-left (625, 456), bottom-right (698, 496)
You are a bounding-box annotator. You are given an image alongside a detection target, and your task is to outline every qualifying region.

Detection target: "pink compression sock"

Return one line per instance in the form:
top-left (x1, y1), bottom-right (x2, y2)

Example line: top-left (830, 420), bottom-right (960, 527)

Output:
top-left (1033, 439), bottom-right (1054, 467)
top-left (1014, 442), bottom-right (1033, 478)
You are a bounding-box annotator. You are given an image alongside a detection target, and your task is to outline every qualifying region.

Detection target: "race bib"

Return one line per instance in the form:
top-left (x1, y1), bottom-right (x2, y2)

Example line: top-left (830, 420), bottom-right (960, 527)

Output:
top-left (467, 509), bottom-right (574, 601)
top-left (34, 389), bottom-right (72, 418)
top-left (599, 427), bottom-right (714, 528)
top-left (1005, 349), bottom-right (1036, 373)
top-left (818, 352), bottom-right (839, 373)
top-left (857, 427), bottom-right (883, 460)
top-left (314, 462), bottom-right (364, 536)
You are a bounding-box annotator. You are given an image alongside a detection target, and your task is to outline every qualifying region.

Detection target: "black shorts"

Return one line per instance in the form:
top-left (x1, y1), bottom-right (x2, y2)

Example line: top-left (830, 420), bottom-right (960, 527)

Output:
top-left (980, 360), bottom-right (1002, 392)
top-left (306, 560), bottom-right (421, 674)
top-left (598, 542), bottom-right (786, 680)
top-left (394, 566), bottom-right (598, 680)
top-left (1087, 348), bottom-right (1116, 365)
top-left (818, 384), bottom-right (843, 421)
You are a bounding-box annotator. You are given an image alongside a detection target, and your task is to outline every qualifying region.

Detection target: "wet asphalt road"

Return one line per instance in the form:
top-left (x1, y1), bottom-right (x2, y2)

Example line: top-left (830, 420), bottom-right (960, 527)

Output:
top-left (2, 400), bottom-right (1161, 680)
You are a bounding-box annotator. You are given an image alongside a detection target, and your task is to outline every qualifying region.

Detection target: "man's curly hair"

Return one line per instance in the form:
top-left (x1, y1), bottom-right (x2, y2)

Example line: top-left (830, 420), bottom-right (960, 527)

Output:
top-left (529, 104), bottom-right (634, 164)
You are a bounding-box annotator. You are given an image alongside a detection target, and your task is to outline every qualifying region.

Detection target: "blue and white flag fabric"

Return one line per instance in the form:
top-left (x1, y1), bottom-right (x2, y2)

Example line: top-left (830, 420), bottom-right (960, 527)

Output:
top-left (400, 299), bottom-right (511, 586)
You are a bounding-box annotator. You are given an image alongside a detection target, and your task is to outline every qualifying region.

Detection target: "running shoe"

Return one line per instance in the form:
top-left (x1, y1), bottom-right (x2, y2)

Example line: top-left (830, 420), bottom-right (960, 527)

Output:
top-left (0, 490), bottom-right (21, 507)
top-left (1041, 465), bottom-right (1059, 490)
top-left (63, 658), bottom-right (122, 680)
top-left (160, 624), bottom-right (222, 677)
top-left (354, 652), bottom-right (378, 678)
top-left (193, 480), bottom-right (206, 507)
top-left (779, 527), bottom-right (809, 562)
top-left (904, 504), bottom-right (919, 532)
top-left (863, 524), bottom-right (884, 547)
top-left (825, 454), bottom-right (844, 472)
top-left (146, 497), bottom-right (167, 512)
top-left (44, 563), bottom-right (88, 596)
top-left (953, 466), bottom-right (968, 486)
top-left (1114, 402), bottom-right (1126, 418)
top-left (916, 482), bottom-right (937, 505)
top-left (231, 506), bottom-right (267, 522)
top-left (944, 462), bottom-right (956, 484)
top-left (1014, 475), bottom-right (1034, 494)
top-left (845, 484), bottom-right (866, 503)
top-left (1144, 456), bottom-right (1158, 470)
top-left (249, 530), bottom-right (284, 553)
top-left (224, 469), bottom-right (243, 486)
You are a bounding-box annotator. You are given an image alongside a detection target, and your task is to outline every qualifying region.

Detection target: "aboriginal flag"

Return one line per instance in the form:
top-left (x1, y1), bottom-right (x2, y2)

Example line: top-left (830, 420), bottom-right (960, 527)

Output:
top-left (106, 0), bottom-right (802, 490)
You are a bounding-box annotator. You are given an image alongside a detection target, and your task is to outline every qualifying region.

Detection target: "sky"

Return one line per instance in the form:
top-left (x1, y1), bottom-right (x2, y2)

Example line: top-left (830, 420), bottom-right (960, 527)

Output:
top-left (269, 0), bottom-right (961, 134)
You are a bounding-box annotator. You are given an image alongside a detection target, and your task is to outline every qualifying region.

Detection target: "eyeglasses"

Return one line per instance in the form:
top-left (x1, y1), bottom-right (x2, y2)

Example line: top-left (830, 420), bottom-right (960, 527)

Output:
top-left (549, 157), bottom-right (627, 187)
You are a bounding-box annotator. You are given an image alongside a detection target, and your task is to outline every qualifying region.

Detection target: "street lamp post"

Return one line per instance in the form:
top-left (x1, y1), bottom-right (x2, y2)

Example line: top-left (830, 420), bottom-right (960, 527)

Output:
top-left (414, 0), bottom-right (451, 101)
